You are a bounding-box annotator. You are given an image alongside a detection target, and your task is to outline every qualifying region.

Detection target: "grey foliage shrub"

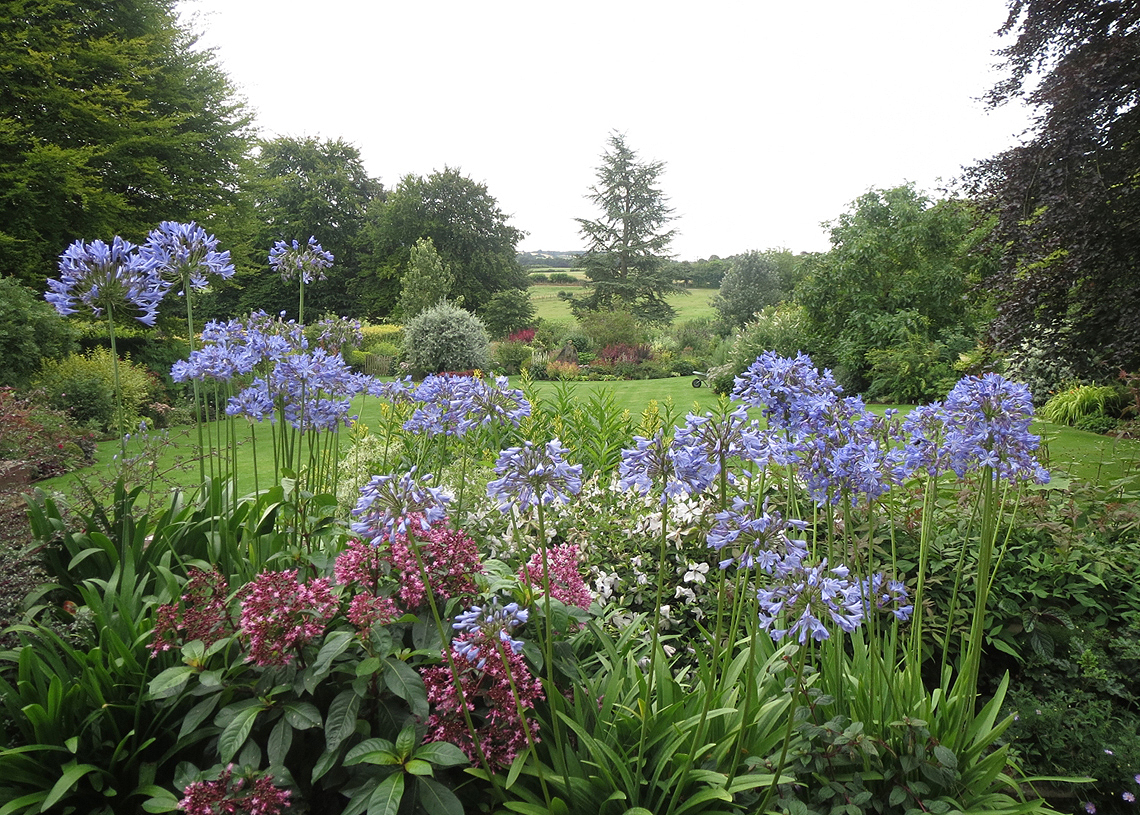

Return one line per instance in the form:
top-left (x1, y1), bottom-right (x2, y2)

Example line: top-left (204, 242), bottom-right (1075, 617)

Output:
top-left (404, 301), bottom-right (491, 375)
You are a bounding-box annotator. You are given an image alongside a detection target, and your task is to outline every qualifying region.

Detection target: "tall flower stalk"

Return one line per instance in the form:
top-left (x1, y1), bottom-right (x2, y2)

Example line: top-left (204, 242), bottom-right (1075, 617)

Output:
top-left (46, 236), bottom-right (169, 458)
top-left (268, 236), bottom-right (333, 325)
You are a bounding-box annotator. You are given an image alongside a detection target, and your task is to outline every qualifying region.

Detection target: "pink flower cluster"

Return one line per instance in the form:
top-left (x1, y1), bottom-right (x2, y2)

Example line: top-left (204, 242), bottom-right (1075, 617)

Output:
top-left (387, 522), bottom-right (482, 608)
top-left (335, 539), bottom-right (400, 632)
top-left (179, 766), bottom-right (290, 814)
top-left (422, 642), bottom-right (543, 768)
top-left (518, 544), bottom-right (592, 610)
top-left (152, 568), bottom-right (232, 656)
top-left (239, 570), bottom-right (337, 667)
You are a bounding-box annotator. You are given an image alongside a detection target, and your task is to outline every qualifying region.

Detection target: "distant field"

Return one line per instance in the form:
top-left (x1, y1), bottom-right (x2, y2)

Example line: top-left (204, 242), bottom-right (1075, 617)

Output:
top-left (529, 286), bottom-right (719, 324)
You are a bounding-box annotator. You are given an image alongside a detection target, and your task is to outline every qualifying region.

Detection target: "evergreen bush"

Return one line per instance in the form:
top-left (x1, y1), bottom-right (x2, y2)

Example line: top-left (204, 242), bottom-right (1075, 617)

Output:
top-left (404, 301), bottom-right (490, 376)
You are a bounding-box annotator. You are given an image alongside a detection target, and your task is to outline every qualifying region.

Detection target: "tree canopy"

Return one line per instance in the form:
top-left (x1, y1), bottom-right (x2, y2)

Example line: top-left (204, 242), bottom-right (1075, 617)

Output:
top-left (796, 185), bottom-right (995, 393)
top-left (967, 0), bottom-right (1140, 377)
top-left (572, 133), bottom-right (679, 324)
top-left (204, 136), bottom-right (384, 320)
top-left (367, 168), bottom-right (528, 315)
top-left (0, 0), bottom-right (252, 289)
top-left (712, 250), bottom-right (795, 328)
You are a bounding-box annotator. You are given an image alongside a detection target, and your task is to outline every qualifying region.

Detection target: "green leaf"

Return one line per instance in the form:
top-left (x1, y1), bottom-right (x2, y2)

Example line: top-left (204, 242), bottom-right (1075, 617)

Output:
top-left (147, 666), bottom-right (195, 699)
top-left (284, 701), bottom-right (323, 730)
top-left (889, 786), bottom-right (908, 807)
top-left (414, 741), bottom-right (469, 768)
top-left (268, 718), bottom-right (293, 767)
top-left (932, 744), bottom-right (958, 770)
top-left (179, 696), bottom-right (220, 740)
top-left (383, 658), bottom-right (428, 719)
top-left (417, 777), bottom-right (464, 815)
top-left (366, 772), bottom-right (404, 815)
top-left (324, 689), bottom-right (362, 753)
top-left (394, 723), bottom-right (416, 760)
top-left (219, 703), bottom-right (264, 764)
top-left (345, 738), bottom-right (400, 767)
top-left (404, 758), bottom-right (433, 776)
top-left (43, 761), bottom-right (101, 809)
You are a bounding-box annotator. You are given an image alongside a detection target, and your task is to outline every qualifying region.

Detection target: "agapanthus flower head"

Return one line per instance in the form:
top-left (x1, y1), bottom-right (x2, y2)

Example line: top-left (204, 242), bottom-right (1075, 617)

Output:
top-left (179, 766), bottom-right (290, 815)
top-left (238, 569), bottom-right (337, 667)
top-left (732, 351), bottom-right (841, 431)
top-left (313, 315), bottom-right (362, 352)
top-left (756, 558), bottom-right (864, 644)
top-left (861, 573), bottom-right (914, 621)
top-left (456, 375), bottom-right (531, 434)
top-left (47, 236), bottom-right (170, 325)
top-left (707, 497), bottom-right (809, 573)
top-left (350, 470), bottom-right (451, 545)
top-left (386, 520), bottom-right (482, 608)
top-left (518, 544), bottom-right (592, 610)
top-left (792, 393), bottom-right (906, 506)
top-left (671, 405), bottom-right (774, 494)
top-left (269, 236), bottom-right (334, 284)
top-left (142, 220), bottom-right (234, 291)
top-left (452, 598), bottom-right (529, 667)
top-left (618, 430), bottom-right (687, 503)
top-left (422, 632), bottom-right (543, 768)
top-left (404, 374), bottom-right (469, 436)
top-left (487, 439), bottom-right (582, 513)
top-left (936, 373), bottom-right (1050, 485)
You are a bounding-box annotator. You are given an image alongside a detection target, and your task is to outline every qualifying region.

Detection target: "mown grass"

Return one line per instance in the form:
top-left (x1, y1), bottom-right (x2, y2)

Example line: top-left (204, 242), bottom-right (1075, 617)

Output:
top-left (528, 285), bottom-right (719, 324)
top-left (35, 377), bottom-right (1140, 504)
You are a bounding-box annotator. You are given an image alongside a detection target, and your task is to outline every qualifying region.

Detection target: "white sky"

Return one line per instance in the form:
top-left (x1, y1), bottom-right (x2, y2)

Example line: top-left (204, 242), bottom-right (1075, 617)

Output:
top-left (176, 0), bottom-right (1034, 260)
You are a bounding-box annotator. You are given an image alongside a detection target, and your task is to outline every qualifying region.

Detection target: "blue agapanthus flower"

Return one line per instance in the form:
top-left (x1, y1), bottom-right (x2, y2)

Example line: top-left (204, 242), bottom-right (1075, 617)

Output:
top-left (451, 599), bottom-right (529, 668)
top-left (269, 236), bottom-right (334, 285)
top-left (350, 470), bottom-right (451, 545)
top-left (47, 237), bottom-right (170, 326)
top-left (757, 559), bottom-right (864, 644)
top-left (142, 221), bottom-right (234, 291)
top-left (487, 439), bottom-right (582, 513)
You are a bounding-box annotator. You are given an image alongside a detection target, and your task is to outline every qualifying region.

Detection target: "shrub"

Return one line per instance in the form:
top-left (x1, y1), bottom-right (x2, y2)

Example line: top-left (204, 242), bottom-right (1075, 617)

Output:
top-left (506, 328), bottom-right (535, 344)
top-left (865, 334), bottom-right (957, 404)
top-left (404, 301), bottom-right (490, 376)
top-left (480, 288), bottom-right (535, 339)
top-left (0, 276), bottom-right (76, 389)
top-left (0, 388), bottom-right (93, 479)
top-left (491, 340), bottom-right (533, 375)
top-left (548, 272), bottom-right (576, 285)
top-left (35, 347), bottom-right (154, 435)
top-left (545, 359), bottom-right (580, 380)
top-left (528, 273), bottom-right (549, 284)
top-left (708, 304), bottom-right (812, 393)
top-left (577, 310), bottom-right (645, 352)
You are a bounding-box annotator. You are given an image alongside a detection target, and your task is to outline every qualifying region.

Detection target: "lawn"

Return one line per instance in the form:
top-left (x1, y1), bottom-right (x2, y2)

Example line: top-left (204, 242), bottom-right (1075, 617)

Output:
top-left (36, 376), bottom-right (1140, 502)
top-left (528, 285), bottom-right (719, 324)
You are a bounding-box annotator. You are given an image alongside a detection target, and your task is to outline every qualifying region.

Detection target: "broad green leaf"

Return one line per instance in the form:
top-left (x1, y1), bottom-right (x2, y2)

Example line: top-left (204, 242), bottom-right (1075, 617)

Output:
top-left (417, 777), bottom-right (464, 815)
top-left (324, 689), bottom-right (361, 752)
top-left (147, 666), bottom-right (195, 699)
top-left (404, 759), bottom-right (433, 776)
top-left (268, 718), bottom-right (293, 767)
top-left (284, 701), bottom-right (322, 730)
top-left (414, 741), bottom-right (469, 768)
top-left (366, 772), bottom-right (404, 815)
top-left (383, 658), bottom-right (428, 719)
top-left (219, 703), bottom-right (264, 764)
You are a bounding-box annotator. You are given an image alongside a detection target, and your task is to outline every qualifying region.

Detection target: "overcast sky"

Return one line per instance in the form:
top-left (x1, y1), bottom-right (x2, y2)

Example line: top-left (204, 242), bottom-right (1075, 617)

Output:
top-left (176, 0), bottom-right (1035, 260)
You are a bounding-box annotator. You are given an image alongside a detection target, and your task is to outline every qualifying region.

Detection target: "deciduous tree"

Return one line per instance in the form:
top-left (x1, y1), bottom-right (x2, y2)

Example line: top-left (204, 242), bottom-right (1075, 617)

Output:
top-left (367, 168), bottom-right (527, 315)
top-left (796, 185), bottom-right (994, 393)
top-left (966, 0), bottom-right (1140, 377)
top-left (204, 136), bottom-right (384, 320)
top-left (572, 133), bottom-right (679, 325)
top-left (0, 0), bottom-right (252, 288)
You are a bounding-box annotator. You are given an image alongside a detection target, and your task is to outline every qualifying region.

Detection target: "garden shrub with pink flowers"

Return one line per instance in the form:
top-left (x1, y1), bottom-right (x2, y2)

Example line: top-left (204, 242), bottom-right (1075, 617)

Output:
top-left (6, 222), bottom-right (1135, 815)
